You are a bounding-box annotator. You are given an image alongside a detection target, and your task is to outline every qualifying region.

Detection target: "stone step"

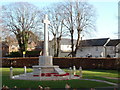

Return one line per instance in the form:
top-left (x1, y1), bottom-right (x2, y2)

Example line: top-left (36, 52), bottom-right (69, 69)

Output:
top-left (54, 67), bottom-right (66, 74)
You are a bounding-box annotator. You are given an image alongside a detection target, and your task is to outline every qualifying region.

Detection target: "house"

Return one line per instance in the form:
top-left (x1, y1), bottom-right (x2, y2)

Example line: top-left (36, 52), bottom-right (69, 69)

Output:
top-left (27, 41), bottom-right (38, 51)
top-left (4, 36), bottom-right (43, 53)
top-left (33, 41), bottom-right (44, 51)
top-left (4, 36), bottom-right (19, 53)
top-left (116, 43), bottom-right (120, 57)
top-left (33, 41), bottom-right (44, 56)
top-left (106, 39), bottom-right (120, 57)
top-left (49, 38), bottom-right (76, 57)
top-left (76, 38), bottom-right (120, 58)
top-left (9, 43), bottom-right (19, 52)
top-left (2, 42), bottom-right (9, 57)
top-left (76, 38), bottom-right (110, 57)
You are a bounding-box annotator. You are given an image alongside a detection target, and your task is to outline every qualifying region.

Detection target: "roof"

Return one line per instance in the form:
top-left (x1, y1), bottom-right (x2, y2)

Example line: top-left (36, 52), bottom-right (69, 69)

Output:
top-left (60, 38), bottom-right (77, 45)
top-left (80, 38), bottom-right (109, 47)
top-left (106, 39), bottom-right (120, 46)
top-left (2, 42), bottom-right (9, 47)
top-left (36, 41), bottom-right (44, 48)
top-left (50, 38), bottom-right (77, 45)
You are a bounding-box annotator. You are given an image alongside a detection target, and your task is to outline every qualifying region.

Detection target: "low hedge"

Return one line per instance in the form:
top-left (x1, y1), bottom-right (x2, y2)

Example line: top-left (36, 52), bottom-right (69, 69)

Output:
top-left (2, 57), bottom-right (120, 70)
top-left (4, 51), bottom-right (41, 57)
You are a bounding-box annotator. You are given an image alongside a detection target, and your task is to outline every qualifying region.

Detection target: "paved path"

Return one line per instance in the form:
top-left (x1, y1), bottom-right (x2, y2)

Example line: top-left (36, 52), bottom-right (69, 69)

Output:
top-left (102, 76), bottom-right (120, 80)
top-left (80, 78), bottom-right (118, 86)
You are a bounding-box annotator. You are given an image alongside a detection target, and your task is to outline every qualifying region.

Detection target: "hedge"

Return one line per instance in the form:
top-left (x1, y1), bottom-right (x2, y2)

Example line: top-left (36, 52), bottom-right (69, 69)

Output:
top-left (4, 51), bottom-right (41, 57)
top-left (2, 57), bottom-right (120, 70)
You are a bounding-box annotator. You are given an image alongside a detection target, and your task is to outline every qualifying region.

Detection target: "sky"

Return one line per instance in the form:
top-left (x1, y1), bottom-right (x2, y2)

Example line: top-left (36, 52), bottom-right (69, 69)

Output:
top-left (88, 1), bottom-right (118, 39)
top-left (0, 0), bottom-right (119, 40)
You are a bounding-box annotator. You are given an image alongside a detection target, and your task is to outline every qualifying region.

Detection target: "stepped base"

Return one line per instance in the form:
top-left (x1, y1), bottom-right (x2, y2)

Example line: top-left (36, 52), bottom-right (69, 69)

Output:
top-left (11, 55), bottom-right (80, 81)
top-left (32, 65), bottom-right (66, 75)
top-left (12, 72), bottom-right (80, 80)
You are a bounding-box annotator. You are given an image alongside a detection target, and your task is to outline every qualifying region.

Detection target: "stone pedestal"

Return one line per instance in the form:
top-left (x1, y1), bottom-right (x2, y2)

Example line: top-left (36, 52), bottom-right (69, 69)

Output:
top-left (33, 56), bottom-right (66, 75)
top-left (33, 66), bottom-right (59, 75)
top-left (39, 56), bottom-right (53, 66)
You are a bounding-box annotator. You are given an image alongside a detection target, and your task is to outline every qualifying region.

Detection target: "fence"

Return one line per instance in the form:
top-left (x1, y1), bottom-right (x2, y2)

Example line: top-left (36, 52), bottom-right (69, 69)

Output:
top-left (2, 57), bottom-right (120, 69)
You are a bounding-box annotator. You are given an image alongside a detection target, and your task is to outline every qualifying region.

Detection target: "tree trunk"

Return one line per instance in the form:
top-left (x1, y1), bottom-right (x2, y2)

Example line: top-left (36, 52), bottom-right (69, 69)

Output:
top-left (53, 35), bottom-right (58, 57)
top-left (70, 4), bottom-right (75, 57)
top-left (71, 30), bottom-right (75, 57)
top-left (74, 29), bottom-right (81, 57)
top-left (16, 34), bottom-right (23, 55)
top-left (15, 31), bottom-right (29, 56)
top-left (56, 36), bottom-right (61, 57)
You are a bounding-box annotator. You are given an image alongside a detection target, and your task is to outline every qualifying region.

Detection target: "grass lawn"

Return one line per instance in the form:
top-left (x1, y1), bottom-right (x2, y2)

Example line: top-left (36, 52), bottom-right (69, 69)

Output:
top-left (1, 68), bottom-right (119, 88)
top-left (64, 69), bottom-right (119, 84)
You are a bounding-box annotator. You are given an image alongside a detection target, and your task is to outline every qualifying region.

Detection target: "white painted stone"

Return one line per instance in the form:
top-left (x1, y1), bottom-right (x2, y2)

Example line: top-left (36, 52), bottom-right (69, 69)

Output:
top-left (73, 66), bottom-right (76, 75)
top-left (54, 67), bottom-right (66, 74)
top-left (24, 66), bottom-right (26, 74)
top-left (69, 67), bottom-right (72, 79)
top-left (42, 14), bottom-right (50, 56)
top-left (79, 66), bottom-right (82, 78)
top-left (39, 68), bottom-right (41, 80)
top-left (32, 66), bottom-right (59, 75)
top-left (10, 67), bottom-right (13, 78)
top-left (39, 56), bottom-right (53, 66)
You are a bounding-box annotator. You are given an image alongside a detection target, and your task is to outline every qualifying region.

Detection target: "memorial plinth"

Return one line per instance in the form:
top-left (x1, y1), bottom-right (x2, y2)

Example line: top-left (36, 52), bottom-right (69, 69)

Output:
top-left (39, 56), bottom-right (53, 66)
top-left (32, 56), bottom-right (66, 75)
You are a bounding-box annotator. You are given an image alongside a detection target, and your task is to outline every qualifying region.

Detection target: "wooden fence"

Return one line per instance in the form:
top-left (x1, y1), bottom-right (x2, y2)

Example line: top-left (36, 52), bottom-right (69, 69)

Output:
top-left (2, 57), bottom-right (120, 69)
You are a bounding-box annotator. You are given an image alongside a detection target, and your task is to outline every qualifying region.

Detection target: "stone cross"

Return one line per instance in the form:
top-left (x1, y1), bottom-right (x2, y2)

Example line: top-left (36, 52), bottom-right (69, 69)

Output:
top-left (42, 14), bottom-right (50, 56)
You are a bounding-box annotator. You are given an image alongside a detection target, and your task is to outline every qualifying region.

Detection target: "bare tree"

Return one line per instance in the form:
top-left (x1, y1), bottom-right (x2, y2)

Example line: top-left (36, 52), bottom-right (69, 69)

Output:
top-left (46, 4), bottom-right (68, 57)
top-left (1, 2), bottom-right (43, 54)
top-left (62, 1), bottom-right (75, 57)
top-left (63, 0), bottom-right (96, 57)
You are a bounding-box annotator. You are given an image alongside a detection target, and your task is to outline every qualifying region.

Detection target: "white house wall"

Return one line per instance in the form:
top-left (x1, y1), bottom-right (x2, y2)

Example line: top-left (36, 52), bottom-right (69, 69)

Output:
top-left (61, 45), bottom-right (72, 52)
top-left (59, 52), bottom-right (70, 57)
top-left (116, 43), bottom-right (120, 57)
top-left (76, 46), bottom-right (104, 57)
top-left (106, 46), bottom-right (116, 57)
top-left (49, 41), bottom-right (72, 57)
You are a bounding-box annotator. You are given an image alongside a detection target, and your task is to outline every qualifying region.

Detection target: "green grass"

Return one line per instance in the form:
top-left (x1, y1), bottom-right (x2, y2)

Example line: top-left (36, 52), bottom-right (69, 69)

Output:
top-left (64, 69), bottom-right (119, 78)
top-left (64, 69), bottom-right (119, 84)
top-left (1, 68), bottom-right (119, 88)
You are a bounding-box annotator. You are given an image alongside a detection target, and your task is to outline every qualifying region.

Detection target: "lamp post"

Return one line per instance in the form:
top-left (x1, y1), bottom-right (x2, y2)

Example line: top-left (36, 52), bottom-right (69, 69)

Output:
top-left (23, 51), bottom-right (26, 57)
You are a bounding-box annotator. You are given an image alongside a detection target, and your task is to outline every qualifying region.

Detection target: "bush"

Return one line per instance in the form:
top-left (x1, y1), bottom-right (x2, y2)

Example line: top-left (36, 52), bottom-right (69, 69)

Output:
top-left (26, 51), bottom-right (40, 57)
top-left (5, 51), bottom-right (41, 57)
top-left (5, 52), bottom-right (21, 57)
